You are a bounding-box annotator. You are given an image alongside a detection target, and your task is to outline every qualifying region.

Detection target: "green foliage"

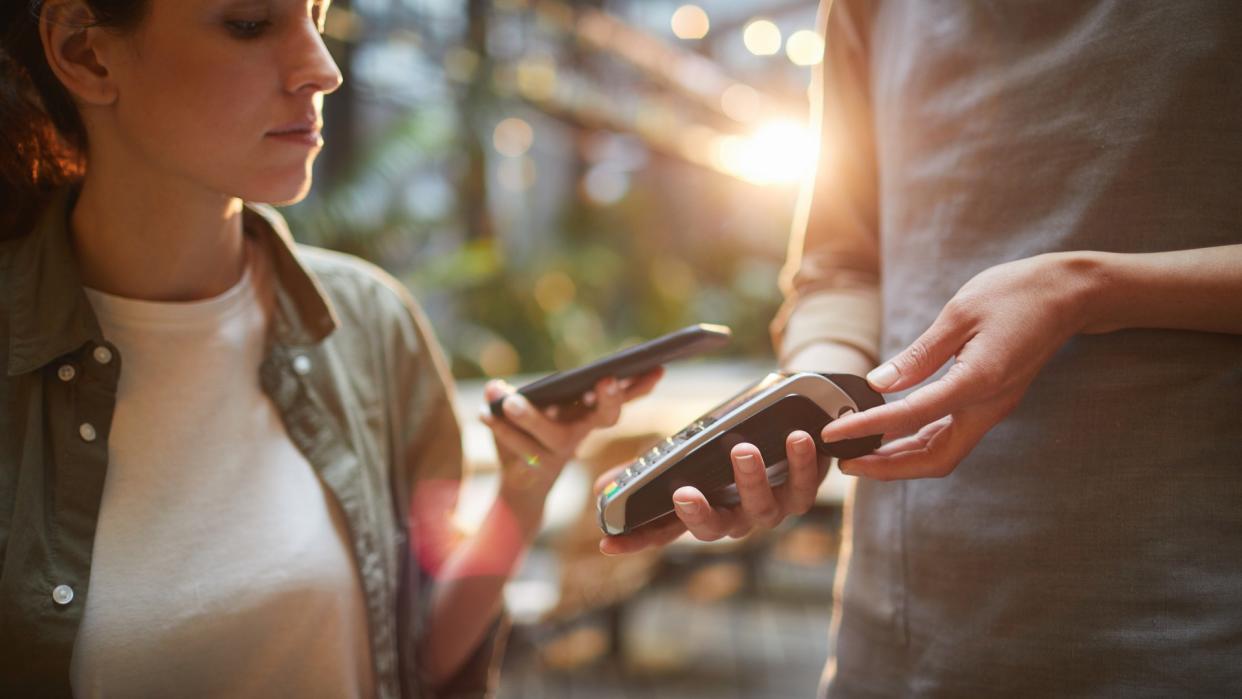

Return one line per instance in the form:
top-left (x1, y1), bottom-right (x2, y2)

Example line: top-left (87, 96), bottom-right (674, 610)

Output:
top-left (284, 107), bottom-right (787, 380)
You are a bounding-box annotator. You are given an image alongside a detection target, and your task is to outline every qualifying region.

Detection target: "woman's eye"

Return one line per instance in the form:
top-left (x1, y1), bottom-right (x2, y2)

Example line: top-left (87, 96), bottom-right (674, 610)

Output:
top-left (226, 19), bottom-right (270, 38)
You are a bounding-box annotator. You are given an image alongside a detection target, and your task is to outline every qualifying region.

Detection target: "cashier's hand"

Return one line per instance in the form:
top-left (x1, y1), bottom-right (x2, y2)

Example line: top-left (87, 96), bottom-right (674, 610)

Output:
top-left (820, 253), bottom-right (1093, 480)
top-left (480, 369), bottom-right (663, 505)
top-left (598, 431), bottom-right (826, 554)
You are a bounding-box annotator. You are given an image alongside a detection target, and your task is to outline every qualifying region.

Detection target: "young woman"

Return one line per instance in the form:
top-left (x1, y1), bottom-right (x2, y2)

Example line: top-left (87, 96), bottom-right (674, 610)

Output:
top-left (0, 1), bottom-right (659, 696)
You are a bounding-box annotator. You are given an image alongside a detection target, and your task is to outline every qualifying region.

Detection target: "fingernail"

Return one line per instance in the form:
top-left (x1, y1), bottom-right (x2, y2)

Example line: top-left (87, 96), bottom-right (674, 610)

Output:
top-left (867, 363), bottom-right (899, 390)
top-left (675, 499), bottom-right (699, 516)
top-left (504, 395), bottom-right (530, 418)
top-left (735, 453), bottom-right (759, 475)
top-left (604, 379), bottom-right (620, 396)
top-left (794, 436), bottom-right (813, 456)
top-left (478, 407), bottom-right (492, 422)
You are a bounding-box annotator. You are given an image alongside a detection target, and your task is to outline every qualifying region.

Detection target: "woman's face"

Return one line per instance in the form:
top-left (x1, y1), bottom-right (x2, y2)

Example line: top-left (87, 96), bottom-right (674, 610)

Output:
top-left (102, 0), bottom-right (342, 204)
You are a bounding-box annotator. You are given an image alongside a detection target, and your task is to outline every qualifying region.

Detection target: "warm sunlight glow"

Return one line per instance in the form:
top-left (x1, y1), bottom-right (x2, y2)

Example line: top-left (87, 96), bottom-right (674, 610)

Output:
top-left (715, 119), bottom-right (817, 186)
top-left (671, 4), bottom-right (710, 40)
top-left (743, 19), bottom-right (782, 56)
top-left (720, 83), bottom-right (761, 122)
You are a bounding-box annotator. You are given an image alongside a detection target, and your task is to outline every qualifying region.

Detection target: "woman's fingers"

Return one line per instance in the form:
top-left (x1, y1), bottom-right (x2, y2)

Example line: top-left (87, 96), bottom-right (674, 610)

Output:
top-left (604, 432), bottom-right (827, 551)
top-left (779, 431), bottom-right (821, 516)
top-left (590, 378), bottom-right (623, 429)
top-left (488, 367), bottom-right (666, 458)
top-left (479, 409), bottom-right (553, 465)
top-left (643, 435), bottom-right (821, 548)
top-left (621, 367), bottom-right (664, 401)
top-left (583, 368), bottom-right (663, 430)
top-left (499, 392), bottom-right (579, 456)
top-left (729, 444), bottom-right (783, 530)
top-left (671, 486), bottom-right (736, 541)
top-left (482, 379), bottom-right (510, 404)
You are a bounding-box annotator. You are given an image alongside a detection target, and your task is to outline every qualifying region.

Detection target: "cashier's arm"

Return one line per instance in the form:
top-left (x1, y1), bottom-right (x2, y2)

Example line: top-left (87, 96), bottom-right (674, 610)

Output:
top-left (823, 246), bottom-right (1242, 481)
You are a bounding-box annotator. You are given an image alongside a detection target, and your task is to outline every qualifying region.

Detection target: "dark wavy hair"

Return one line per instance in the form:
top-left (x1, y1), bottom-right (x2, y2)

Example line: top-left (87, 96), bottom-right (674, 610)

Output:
top-left (0, 0), bottom-right (147, 236)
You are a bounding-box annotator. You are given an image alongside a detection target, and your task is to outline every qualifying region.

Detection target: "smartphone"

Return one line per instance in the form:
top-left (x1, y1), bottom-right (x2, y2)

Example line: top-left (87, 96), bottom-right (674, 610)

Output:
top-left (489, 324), bottom-right (732, 418)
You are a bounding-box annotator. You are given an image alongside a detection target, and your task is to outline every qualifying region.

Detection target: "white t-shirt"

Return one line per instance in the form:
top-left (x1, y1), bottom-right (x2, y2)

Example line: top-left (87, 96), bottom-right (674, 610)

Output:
top-left (70, 245), bottom-right (375, 698)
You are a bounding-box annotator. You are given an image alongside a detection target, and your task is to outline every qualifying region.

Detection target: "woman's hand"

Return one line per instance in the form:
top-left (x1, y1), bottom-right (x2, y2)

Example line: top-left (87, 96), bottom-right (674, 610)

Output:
top-left (479, 369), bottom-right (663, 521)
top-left (598, 430), bottom-right (826, 554)
top-left (820, 252), bottom-right (1098, 480)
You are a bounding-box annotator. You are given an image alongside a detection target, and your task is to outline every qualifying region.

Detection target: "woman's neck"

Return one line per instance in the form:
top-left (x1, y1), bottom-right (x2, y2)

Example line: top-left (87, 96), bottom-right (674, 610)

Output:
top-left (70, 167), bottom-right (248, 302)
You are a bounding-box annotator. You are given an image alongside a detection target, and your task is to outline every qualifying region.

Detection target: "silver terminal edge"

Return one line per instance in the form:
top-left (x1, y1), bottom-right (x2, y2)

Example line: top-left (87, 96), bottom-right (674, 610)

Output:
top-left (599, 371), bottom-right (860, 535)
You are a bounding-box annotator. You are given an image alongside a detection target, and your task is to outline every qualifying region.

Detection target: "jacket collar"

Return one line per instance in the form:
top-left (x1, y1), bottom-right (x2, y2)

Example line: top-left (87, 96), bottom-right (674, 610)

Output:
top-left (242, 201), bottom-right (339, 348)
top-left (5, 186), bottom-right (338, 376)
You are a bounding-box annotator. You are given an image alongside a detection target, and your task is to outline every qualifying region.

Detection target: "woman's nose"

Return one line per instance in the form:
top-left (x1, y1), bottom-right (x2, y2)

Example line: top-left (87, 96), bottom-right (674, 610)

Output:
top-left (286, 20), bottom-right (343, 96)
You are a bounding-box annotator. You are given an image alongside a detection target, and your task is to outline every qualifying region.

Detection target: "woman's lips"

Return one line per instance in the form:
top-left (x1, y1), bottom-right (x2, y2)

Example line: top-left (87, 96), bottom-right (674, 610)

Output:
top-left (266, 125), bottom-right (323, 147)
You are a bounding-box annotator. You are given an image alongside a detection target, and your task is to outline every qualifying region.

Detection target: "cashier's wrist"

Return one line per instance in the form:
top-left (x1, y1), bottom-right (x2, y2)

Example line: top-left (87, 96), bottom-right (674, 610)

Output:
top-left (782, 342), bottom-right (875, 378)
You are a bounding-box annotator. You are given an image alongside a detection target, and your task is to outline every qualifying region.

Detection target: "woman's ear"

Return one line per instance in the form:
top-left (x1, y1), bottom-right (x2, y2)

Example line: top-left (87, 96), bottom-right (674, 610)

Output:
top-left (39, 0), bottom-right (120, 107)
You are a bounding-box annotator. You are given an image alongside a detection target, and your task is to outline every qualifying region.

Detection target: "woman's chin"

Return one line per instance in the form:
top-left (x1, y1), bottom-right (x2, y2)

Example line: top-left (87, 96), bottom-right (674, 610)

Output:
top-left (242, 171), bottom-right (315, 206)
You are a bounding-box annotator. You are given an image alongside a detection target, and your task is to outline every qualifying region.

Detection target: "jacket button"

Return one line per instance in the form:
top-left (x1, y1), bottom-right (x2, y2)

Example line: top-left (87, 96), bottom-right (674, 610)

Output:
top-left (93, 346), bottom-right (114, 365)
top-left (58, 365), bottom-right (77, 382)
top-left (79, 423), bottom-right (97, 442)
top-left (52, 585), bottom-right (74, 605)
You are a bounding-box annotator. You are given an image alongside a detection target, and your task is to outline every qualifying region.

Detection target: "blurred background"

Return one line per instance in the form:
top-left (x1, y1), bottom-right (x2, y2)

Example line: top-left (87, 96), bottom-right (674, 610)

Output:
top-left (293, 1), bottom-right (845, 696)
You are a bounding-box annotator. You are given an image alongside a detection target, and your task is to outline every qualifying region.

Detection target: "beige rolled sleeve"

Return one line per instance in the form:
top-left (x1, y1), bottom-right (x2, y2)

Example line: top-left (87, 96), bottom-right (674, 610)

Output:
top-left (771, 0), bottom-right (882, 370)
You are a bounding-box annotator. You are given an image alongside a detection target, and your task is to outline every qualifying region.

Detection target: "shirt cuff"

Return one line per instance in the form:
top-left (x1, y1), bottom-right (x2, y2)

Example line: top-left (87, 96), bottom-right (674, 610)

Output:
top-left (772, 286), bottom-right (882, 366)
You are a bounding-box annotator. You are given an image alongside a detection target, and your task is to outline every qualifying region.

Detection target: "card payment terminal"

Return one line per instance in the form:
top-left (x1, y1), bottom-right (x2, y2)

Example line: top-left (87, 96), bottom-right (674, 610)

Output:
top-left (597, 371), bottom-right (885, 535)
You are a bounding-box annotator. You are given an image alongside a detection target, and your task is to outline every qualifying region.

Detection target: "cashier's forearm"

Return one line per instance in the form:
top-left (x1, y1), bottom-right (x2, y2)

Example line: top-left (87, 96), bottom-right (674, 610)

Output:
top-left (1078, 245), bottom-right (1242, 336)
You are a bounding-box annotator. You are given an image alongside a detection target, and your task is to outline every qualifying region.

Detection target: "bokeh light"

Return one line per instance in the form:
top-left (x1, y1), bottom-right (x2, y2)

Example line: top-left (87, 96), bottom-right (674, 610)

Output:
top-left (785, 29), bottom-right (825, 66)
top-left (493, 117), bottom-right (534, 157)
top-left (582, 166), bottom-right (631, 206)
top-left (478, 338), bottom-right (519, 377)
top-left (534, 271), bottom-right (577, 314)
top-left (743, 19), bottom-right (782, 56)
top-left (670, 5), bottom-right (710, 40)
top-left (515, 55), bottom-right (558, 102)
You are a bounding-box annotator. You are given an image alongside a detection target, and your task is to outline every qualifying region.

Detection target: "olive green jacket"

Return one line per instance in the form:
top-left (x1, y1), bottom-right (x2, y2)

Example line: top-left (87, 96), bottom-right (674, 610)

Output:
top-left (0, 188), bottom-right (501, 698)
